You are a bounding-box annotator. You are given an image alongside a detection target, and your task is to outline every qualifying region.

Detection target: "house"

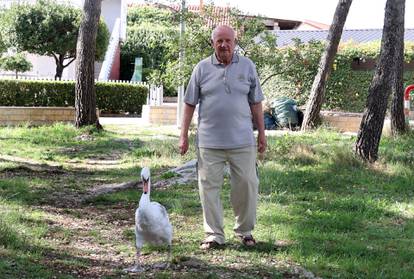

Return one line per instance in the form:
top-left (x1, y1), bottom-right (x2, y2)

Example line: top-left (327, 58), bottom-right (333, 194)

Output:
top-left (0, 0), bottom-right (127, 80)
top-left (272, 28), bottom-right (414, 46)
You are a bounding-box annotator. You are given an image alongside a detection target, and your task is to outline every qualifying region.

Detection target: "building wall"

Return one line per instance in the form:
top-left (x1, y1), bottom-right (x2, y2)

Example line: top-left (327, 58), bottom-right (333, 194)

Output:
top-left (101, 0), bottom-right (120, 36)
top-left (109, 44), bottom-right (121, 80)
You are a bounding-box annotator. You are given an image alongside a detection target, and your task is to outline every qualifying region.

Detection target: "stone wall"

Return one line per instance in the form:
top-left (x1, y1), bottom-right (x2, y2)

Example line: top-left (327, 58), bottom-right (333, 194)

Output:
top-left (141, 103), bottom-right (198, 126)
top-left (320, 111), bottom-right (362, 133)
top-left (0, 107), bottom-right (75, 126)
top-left (141, 104), bottom-right (177, 125)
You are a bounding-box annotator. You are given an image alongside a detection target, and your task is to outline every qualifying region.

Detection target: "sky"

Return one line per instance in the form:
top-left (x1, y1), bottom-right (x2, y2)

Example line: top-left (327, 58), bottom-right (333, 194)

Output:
top-left (180, 0), bottom-right (414, 29)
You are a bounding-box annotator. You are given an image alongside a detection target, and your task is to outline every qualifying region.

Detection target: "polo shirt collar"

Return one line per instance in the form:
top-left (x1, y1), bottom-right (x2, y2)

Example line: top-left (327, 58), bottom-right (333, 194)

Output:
top-left (211, 53), bottom-right (239, 65)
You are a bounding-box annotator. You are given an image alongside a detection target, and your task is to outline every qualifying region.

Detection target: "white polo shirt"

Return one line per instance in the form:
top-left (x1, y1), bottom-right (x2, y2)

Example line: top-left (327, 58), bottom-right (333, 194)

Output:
top-left (184, 53), bottom-right (264, 149)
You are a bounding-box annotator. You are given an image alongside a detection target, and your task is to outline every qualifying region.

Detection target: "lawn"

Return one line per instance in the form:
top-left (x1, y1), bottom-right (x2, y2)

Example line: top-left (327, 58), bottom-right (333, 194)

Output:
top-left (0, 123), bottom-right (413, 278)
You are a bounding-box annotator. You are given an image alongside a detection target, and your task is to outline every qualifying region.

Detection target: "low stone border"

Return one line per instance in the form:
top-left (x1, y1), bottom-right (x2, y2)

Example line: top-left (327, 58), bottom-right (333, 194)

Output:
top-left (0, 106), bottom-right (75, 126)
top-left (141, 103), bottom-right (198, 125)
top-left (141, 104), bottom-right (177, 125)
top-left (320, 110), bottom-right (363, 133)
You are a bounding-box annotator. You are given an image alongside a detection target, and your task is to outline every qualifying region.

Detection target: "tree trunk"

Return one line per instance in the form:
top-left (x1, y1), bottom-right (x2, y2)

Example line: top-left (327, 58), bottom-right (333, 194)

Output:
top-left (55, 55), bottom-right (65, 80)
top-left (301, 0), bottom-right (353, 131)
top-left (390, 2), bottom-right (406, 135)
top-left (355, 0), bottom-right (405, 162)
top-left (74, 0), bottom-right (102, 129)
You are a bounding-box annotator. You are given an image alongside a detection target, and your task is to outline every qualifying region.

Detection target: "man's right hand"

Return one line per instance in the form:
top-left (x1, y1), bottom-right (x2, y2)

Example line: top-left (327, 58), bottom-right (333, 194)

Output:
top-left (179, 134), bottom-right (189, 155)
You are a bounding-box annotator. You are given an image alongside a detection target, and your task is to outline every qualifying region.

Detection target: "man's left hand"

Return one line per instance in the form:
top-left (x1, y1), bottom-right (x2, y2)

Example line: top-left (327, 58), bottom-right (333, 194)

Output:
top-left (257, 133), bottom-right (267, 154)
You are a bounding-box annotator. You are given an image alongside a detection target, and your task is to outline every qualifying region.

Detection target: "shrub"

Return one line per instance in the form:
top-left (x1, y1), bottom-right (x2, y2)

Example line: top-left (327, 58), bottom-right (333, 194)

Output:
top-left (0, 79), bottom-right (148, 114)
top-left (121, 25), bottom-right (178, 96)
top-left (0, 53), bottom-right (32, 78)
top-left (262, 40), bottom-right (414, 112)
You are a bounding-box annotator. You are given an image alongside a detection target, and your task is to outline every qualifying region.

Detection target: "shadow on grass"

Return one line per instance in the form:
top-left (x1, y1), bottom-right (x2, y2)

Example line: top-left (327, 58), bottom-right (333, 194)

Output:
top-left (0, 241), bottom-right (131, 279)
top-left (258, 153), bottom-right (414, 277)
top-left (0, 212), bottom-right (302, 279)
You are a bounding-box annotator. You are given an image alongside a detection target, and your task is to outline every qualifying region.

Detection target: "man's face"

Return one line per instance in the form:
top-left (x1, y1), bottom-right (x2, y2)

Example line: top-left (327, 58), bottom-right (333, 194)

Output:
top-left (212, 27), bottom-right (236, 64)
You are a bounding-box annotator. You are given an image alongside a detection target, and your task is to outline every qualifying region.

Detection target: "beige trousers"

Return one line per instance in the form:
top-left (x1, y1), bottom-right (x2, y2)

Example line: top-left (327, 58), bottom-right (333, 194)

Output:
top-left (197, 146), bottom-right (259, 244)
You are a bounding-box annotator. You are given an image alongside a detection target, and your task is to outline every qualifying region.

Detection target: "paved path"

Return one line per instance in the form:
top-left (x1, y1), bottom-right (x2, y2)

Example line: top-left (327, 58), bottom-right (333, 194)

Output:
top-left (99, 117), bottom-right (147, 126)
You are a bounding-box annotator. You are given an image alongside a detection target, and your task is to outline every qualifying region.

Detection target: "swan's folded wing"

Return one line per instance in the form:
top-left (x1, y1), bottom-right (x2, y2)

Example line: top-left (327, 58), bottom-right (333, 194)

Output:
top-left (154, 202), bottom-right (168, 218)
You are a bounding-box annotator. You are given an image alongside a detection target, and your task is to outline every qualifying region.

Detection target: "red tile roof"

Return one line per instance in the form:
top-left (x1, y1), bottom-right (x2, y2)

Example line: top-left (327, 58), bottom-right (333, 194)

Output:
top-left (301, 19), bottom-right (330, 30)
top-left (127, 3), bottom-right (327, 30)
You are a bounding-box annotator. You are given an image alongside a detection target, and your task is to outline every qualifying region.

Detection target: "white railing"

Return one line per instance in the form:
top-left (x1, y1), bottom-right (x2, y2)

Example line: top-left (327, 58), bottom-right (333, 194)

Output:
top-left (0, 0), bottom-right (36, 8)
top-left (0, 74), bottom-right (147, 86)
top-left (147, 85), bottom-right (163, 106)
top-left (98, 17), bottom-right (121, 81)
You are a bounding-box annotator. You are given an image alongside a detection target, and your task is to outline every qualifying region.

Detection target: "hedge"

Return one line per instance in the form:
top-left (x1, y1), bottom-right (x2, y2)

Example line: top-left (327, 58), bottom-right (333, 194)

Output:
top-left (262, 40), bottom-right (414, 112)
top-left (0, 79), bottom-right (148, 114)
top-left (263, 69), bottom-right (414, 113)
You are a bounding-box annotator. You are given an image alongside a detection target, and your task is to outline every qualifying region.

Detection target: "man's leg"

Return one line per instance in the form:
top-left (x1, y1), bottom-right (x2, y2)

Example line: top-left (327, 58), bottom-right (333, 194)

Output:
top-left (198, 148), bottom-right (226, 245)
top-left (228, 146), bottom-right (259, 239)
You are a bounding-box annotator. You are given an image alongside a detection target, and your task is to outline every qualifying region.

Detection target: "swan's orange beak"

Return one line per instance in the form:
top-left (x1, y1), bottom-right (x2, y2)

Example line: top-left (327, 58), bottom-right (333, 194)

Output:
top-left (142, 177), bottom-right (149, 194)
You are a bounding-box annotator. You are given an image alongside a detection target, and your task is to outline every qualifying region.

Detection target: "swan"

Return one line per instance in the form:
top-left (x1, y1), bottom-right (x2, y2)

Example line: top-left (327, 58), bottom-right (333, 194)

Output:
top-left (125, 167), bottom-right (173, 272)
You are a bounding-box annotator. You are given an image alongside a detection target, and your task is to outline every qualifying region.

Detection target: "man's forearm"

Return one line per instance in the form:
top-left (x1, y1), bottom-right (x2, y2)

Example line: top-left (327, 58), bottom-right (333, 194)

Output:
top-left (250, 102), bottom-right (265, 135)
top-left (180, 103), bottom-right (196, 136)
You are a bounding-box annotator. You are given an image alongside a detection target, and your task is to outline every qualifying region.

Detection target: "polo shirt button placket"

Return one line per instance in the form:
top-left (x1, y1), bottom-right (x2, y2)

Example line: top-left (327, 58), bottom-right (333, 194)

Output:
top-left (223, 68), bottom-right (231, 94)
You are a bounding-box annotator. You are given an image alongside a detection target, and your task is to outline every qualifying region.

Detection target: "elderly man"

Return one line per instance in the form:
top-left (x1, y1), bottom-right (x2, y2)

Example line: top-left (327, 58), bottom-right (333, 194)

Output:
top-left (179, 25), bottom-right (266, 250)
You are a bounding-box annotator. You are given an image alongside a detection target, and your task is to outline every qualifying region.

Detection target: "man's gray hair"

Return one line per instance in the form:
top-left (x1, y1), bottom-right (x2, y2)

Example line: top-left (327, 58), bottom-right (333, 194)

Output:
top-left (211, 25), bottom-right (236, 41)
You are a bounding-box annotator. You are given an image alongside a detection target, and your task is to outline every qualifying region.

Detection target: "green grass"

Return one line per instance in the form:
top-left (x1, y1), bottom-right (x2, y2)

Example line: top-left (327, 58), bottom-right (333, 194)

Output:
top-left (0, 123), bottom-right (413, 278)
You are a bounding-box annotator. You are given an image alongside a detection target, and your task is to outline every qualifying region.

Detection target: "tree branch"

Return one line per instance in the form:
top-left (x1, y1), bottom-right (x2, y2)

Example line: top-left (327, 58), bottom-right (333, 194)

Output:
top-left (63, 57), bottom-right (76, 68)
top-left (260, 72), bottom-right (282, 86)
top-left (52, 53), bottom-right (59, 63)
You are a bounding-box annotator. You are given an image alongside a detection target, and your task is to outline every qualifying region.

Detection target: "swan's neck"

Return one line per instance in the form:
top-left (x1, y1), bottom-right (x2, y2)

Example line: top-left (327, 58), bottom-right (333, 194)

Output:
top-left (139, 191), bottom-right (150, 207)
top-left (139, 178), bottom-right (151, 207)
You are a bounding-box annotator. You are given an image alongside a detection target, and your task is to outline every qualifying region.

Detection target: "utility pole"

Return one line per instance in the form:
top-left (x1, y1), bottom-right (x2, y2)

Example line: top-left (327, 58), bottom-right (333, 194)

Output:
top-left (177, 0), bottom-right (186, 128)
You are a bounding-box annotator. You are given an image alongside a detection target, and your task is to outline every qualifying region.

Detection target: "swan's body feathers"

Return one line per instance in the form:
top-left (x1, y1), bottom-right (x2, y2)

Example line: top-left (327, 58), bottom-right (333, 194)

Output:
top-left (135, 192), bottom-right (172, 249)
top-left (126, 167), bottom-right (172, 273)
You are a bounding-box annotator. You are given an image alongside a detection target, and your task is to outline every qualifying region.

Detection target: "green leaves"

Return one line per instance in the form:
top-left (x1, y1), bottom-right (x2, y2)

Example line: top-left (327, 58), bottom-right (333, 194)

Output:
top-left (262, 39), bottom-right (414, 111)
top-left (0, 0), bottom-right (109, 77)
top-left (0, 79), bottom-right (148, 114)
top-left (0, 53), bottom-right (32, 78)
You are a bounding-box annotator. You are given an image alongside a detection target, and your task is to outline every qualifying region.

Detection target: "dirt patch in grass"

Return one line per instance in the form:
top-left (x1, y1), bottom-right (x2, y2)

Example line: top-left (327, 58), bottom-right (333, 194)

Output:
top-left (1, 153), bottom-right (320, 279)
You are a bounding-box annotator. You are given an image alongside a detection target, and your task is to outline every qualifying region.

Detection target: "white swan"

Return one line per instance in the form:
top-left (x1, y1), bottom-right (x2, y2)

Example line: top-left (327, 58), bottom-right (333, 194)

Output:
top-left (126, 167), bottom-right (173, 272)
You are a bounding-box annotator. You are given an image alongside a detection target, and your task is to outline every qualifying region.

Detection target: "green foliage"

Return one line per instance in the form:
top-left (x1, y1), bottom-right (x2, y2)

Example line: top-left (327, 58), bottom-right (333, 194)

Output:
top-left (263, 40), bottom-right (414, 111)
top-left (127, 5), bottom-right (179, 26)
top-left (262, 39), bottom-right (324, 105)
top-left (122, 4), bottom-right (414, 110)
top-left (0, 0), bottom-right (109, 77)
top-left (0, 36), bottom-right (5, 54)
top-left (121, 6), bottom-right (180, 95)
top-left (0, 79), bottom-right (148, 114)
top-left (0, 52), bottom-right (32, 78)
top-left (0, 9), bottom-right (9, 53)
top-left (121, 5), bottom-right (279, 96)
top-left (121, 23), bottom-right (178, 95)
top-left (96, 82), bottom-right (148, 114)
top-left (95, 19), bottom-right (110, 61)
top-left (0, 33), bottom-right (6, 55)
top-left (2, 0), bottom-right (79, 56)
